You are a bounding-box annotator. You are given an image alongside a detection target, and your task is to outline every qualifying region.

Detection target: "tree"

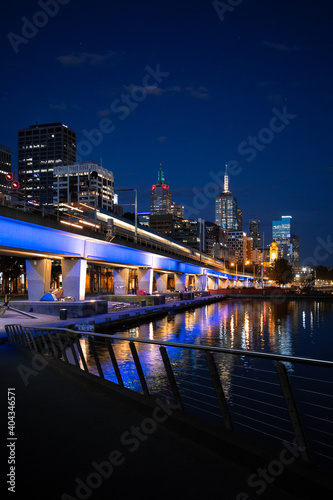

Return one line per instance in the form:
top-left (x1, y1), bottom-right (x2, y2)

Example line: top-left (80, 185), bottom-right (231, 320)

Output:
top-left (122, 212), bottom-right (135, 222)
top-left (268, 258), bottom-right (293, 286)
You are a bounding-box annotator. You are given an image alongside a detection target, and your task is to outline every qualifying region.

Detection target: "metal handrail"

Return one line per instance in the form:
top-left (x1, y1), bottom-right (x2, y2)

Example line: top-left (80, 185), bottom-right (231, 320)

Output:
top-left (66, 329), bottom-right (333, 368)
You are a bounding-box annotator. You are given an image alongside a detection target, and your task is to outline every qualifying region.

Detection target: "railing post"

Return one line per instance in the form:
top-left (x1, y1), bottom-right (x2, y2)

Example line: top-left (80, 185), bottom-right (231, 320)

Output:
top-left (275, 361), bottom-right (311, 463)
top-left (105, 339), bottom-right (124, 387)
top-left (56, 330), bottom-right (69, 363)
top-left (66, 333), bottom-right (81, 369)
top-left (14, 324), bottom-right (24, 344)
top-left (39, 328), bottom-right (52, 355)
top-left (205, 352), bottom-right (234, 432)
top-left (23, 327), bottom-right (34, 352)
top-left (33, 327), bottom-right (43, 353)
top-left (88, 336), bottom-right (104, 379)
top-left (26, 327), bottom-right (38, 352)
top-left (48, 330), bottom-right (59, 358)
top-left (73, 334), bottom-right (89, 373)
top-left (129, 341), bottom-right (150, 396)
top-left (159, 346), bottom-right (183, 411)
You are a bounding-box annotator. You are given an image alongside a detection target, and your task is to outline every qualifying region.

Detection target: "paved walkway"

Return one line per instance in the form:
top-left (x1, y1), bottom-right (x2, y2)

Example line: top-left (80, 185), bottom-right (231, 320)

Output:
top-left (0, 302), bottom-right (164, 339)
top-left (0, 295), bottom-right (222, 340)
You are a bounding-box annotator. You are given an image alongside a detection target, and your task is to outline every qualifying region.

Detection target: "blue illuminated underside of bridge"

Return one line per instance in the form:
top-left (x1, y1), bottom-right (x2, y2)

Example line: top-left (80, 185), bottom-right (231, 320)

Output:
top-left (0, 216), bottom-right (246, 280)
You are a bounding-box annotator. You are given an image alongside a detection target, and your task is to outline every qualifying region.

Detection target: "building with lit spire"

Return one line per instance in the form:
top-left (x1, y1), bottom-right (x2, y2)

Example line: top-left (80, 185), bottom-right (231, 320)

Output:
top-left (215, 165), bottom-right (239, 231)
top-left (150, 164), bottom-right (172, 215)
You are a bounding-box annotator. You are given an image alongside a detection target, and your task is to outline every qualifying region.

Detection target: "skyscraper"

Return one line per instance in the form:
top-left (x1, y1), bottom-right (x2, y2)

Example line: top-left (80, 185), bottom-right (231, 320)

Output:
top-left (150, 164), bottom-right (172, 215)
top-left (215, 165), bottom-right (238, 231)
top-left (53, 161), bottom-right (115, 213)
top-left (272, 216), bottom-right (296, 263)
top-left (249, 219), bottom-right (261, 249)
top-left (18, 122), bottom-right (76, 207)
top-left (272, 216), bottom-right (292, 245)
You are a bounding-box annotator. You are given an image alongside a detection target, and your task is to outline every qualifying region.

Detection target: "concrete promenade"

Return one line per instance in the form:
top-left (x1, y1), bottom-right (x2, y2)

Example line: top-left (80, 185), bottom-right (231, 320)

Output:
top-left (0, 294), bottom-right (225, 340)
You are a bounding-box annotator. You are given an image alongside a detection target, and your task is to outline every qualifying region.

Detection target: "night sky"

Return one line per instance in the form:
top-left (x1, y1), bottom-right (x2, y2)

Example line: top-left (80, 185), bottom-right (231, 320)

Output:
top-left (1, 0), bottom-right (333, 266)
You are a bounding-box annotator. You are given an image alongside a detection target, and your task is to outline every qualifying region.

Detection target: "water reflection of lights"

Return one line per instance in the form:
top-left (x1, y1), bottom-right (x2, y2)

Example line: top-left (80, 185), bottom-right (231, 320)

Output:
top-left (128, 327), bottom-right (139, 338)
top-left (310, 311), bottom-right (314, 335)
top-left (149, 322), bottom-right (154, 340)
top-left (81, 299), bottom-right (332, 401)
top-left (241, 310), bottom-right (251, 350)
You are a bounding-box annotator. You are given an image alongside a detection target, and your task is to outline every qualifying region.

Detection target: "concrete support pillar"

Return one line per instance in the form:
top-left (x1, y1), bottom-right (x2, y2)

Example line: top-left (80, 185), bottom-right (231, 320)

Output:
top-left (62, 258), bottom-right (87, 301)
top-left (207, 276), bottom-right (218, 290)
top-left (195, 274), bottom-right (207, 291)
top-left (155, 272), bottom-right (168, 293)
top-left (26, 258), bottom-right (52, 301)
top-left (174, 273), bottom-right (187, 292)
top-left (113, 268), bottom-right (130, 295)
top-left (138, 268), bottom-right (153, 295)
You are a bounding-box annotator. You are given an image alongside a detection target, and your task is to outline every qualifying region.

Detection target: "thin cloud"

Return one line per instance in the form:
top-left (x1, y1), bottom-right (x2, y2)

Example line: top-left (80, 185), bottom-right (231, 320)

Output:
top-left (50, 102), bottom-right (67, 111)
top-left (126, 84), bottom-right (209, 99)
top-left (185, 86), bottom-right (210, 99)
top-left (262, 41), bottom-right (298, 52)
top-left (57, 51), bottom-right (123, 67)
top-left (124, 84), bottom-right (164, 96)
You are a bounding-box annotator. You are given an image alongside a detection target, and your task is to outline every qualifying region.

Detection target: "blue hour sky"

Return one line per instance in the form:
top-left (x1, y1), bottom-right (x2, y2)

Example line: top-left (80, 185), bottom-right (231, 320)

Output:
top-left (1, 0), bottom-right (333, 266)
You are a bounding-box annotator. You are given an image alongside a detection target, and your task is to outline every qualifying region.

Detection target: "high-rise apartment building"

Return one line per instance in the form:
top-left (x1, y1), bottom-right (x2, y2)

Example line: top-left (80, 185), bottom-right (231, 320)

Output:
top-left (249, 219), bottom-right (261, 249)
top-left (215, 165), bottom-right (239, 231)
top-left (53, 161), bottom-right (115, 213)
top-left (18, 122), bottom-right (76, 206)
top-left (0, 144), bottom-right (12, 191)
top-left (150, 164), bottom-right (172, 215)
top-left (226, 230), bottom-right (247, 263)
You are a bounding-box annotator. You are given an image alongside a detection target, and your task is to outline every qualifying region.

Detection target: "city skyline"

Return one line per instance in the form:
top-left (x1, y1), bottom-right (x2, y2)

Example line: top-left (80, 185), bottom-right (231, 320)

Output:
top-left (1, 0), bottom-right (333, 266)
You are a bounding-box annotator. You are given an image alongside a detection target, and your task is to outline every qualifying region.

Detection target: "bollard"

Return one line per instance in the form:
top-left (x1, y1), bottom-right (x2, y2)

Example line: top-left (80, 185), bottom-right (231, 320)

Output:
top-left (59, 309), bottom-right (67, 320)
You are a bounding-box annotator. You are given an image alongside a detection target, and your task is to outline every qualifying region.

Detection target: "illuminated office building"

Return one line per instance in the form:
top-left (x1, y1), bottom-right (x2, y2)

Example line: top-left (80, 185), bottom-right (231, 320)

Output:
top-left (53, 161), bottom-right (115, 213)
top-left (18, 122), bottom-right (76, 206)
top-left (272, 216), bottom-right (300, 263)
top-left (272, 215), bottom-right (292, 244)
top-left (215, 165), bottom-right (239, 231)
top-left (150, 164), bottom-right (172, 215)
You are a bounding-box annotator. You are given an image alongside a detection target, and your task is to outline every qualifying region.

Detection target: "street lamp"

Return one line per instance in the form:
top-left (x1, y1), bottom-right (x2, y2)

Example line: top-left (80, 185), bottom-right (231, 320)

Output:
top-left (230, 262), bottom-right (238, 285)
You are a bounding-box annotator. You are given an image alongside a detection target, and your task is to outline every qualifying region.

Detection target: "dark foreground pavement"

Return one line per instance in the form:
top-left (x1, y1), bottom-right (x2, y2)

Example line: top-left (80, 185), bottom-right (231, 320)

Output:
top-left (0, 342), bottom-right (323, 500)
